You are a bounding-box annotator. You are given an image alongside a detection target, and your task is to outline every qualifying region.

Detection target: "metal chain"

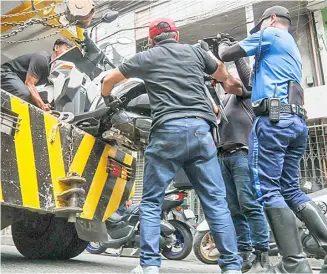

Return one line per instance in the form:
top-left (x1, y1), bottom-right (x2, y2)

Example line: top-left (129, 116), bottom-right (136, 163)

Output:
top-left (1, 12), bottom-right (66, 40)
top-left (1, 29), bottom-right (65, 44)
top-left (1, 3), bottom-right (59, 18)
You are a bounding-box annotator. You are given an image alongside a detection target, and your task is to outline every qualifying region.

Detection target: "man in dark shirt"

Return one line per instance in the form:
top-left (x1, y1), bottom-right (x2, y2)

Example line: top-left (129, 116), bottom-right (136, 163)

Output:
top-left (218, 68), bottom-right (270, 272)
top-left (101, 18), bottom-right (242, 274)
top-left (1, 38), bottom-right (72, 111)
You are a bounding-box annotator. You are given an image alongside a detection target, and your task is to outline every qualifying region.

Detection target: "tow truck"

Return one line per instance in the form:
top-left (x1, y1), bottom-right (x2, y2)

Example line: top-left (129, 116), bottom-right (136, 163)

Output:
top-left (1, 0), bottom-right (136, 259)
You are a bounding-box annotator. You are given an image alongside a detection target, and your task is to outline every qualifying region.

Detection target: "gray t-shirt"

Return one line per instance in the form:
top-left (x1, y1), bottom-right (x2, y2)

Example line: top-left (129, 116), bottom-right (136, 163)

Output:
top-left (218, 93), bottom-right (254, 149)
top-left (118, 39), bottom-right (218, 130)
top-left (2, 51), bottom-right (51, 85)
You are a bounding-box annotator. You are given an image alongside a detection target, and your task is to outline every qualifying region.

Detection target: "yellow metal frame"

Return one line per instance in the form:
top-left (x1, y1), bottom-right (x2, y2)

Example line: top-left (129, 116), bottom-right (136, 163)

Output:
top-left (1, 0), bottom-right (84, 46)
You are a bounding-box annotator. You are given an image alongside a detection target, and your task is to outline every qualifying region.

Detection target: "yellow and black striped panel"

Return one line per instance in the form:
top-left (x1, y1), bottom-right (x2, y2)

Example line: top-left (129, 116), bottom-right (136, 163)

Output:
top-left (0, 90), bottom-right (136, 221)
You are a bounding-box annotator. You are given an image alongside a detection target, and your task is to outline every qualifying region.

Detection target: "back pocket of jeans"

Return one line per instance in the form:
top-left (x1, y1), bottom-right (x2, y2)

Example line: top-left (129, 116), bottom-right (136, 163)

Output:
top-left (151, 131), bottom-right (181, 159)
top-left (195, 131), bottom-right (216, 160)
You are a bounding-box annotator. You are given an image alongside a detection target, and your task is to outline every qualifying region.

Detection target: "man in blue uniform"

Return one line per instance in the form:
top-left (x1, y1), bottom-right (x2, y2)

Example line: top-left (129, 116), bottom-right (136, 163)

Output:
top-left (219, 6), bottom-right (327, 273)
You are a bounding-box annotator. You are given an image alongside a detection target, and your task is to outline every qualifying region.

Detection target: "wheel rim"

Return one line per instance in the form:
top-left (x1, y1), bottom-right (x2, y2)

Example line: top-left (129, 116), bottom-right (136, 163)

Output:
top-left (87, 242), bottom-right (102, 252)
top-left (164, 225), bottom-right (185, 256)
top-left (200, 232), bottom-right (220, 262)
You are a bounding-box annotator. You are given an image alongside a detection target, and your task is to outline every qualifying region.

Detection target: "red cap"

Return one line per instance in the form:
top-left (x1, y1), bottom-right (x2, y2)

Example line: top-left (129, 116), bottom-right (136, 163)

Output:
top-left (149, 17), bottom-right (178, 39)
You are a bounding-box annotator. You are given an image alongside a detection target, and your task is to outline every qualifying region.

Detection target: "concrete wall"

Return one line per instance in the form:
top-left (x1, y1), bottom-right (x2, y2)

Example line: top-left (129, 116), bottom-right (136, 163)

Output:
top-left (294, 14), bottom-right (317, 89)
top-left (304, 85), bottom-right (327, 119)
top-left (134, 0), bottom-right (263, 40)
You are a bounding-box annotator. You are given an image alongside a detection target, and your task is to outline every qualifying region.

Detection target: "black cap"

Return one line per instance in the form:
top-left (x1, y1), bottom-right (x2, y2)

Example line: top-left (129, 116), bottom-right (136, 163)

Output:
top-left (250, 6), bottom-right (291, 34)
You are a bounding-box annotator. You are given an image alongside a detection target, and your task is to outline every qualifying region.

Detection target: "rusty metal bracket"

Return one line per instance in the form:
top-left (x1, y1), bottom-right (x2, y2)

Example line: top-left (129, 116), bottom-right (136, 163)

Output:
top-left (56, 172), bottom-right (86, 222)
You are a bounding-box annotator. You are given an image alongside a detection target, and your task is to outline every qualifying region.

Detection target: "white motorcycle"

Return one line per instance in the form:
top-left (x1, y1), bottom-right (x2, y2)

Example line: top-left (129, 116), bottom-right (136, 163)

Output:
top-left (193, 188), bottom-right (327, 264)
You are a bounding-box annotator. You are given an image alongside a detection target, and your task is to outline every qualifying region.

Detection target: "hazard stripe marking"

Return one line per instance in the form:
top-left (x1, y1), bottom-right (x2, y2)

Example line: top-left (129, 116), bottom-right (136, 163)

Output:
top-left (29, 106), bottom-right (54, 209)
top-left (1, 93), bottom-right (21, 205)
top-left (11, 97), bottom-right (40, 208)
top-left (102, 178), bottom-right (127, 222)
top-left (69, 133), bottom-right (95, 176)
top-left (0, 180), bottom-right (4, 202)
top-left (81, 146), bottom-right (110, 220)
top-left (79, 139), bottom-right (106, 208)
top-left (43, 112), bottom-right (68, 207)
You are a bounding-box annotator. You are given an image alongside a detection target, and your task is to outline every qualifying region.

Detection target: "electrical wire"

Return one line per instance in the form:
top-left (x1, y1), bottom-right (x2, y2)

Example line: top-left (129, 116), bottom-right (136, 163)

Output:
top-left (98, 2), bottom-right (308, 44)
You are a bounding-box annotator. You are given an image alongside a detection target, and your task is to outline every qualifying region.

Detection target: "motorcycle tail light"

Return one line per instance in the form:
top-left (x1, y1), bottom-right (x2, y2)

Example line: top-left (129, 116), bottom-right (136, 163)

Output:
top-left (107, 158), bottom-right (132, 180)
top-left (167, 192), bottom-right (187, 201)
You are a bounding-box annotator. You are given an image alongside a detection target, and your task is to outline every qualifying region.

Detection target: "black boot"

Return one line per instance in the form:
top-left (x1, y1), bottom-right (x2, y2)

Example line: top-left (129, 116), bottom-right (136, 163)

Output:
top-left (295, 201), bottom-right (327, 273)
top-left (240, 250), bottom-right (256, 273)
top-left (248, 250), bottom-right (270, 273)
top-left (265, 207), bottom-right (312, 273)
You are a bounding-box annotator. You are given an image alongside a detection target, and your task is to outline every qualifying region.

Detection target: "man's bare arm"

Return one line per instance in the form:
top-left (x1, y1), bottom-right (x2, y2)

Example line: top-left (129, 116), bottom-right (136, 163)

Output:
top-left (101, 68), bottom-right (126, 97)
top-left (25, 74), bottom-right (51, 111)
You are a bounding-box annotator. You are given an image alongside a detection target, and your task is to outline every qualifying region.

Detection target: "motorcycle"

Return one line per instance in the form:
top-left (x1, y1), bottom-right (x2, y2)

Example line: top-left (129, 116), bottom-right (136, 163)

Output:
top-left (86, 180), bottom-right (196, 260)
top-left (193, 188), bottom-right (327, 264)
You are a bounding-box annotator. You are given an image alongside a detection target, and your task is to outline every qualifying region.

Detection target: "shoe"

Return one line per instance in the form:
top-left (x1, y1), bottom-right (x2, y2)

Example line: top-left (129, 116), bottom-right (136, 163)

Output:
top-left (240, 250), bottom-right (256, 273)
top-left (264, 207), bottom-right (312, 273)
top-left (320, 255), bottom-right (327, 274)
top-left (248, 250), bottom-right (270, 273)
top-left (222, 271), bottom-right (242, 274)
top-left (131, 265), bottom-right (160, 274)
top-left (295, 201), bottom-right (327, 274)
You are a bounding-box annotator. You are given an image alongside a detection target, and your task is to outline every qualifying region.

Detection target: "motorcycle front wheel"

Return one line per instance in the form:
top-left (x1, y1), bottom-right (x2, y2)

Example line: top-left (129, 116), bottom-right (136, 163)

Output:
top-left (86, 242), bottom-right (107, 254)
top-left (193, 231), bottom-right (219, 264)
top-left (162, 220), bottom-right (193, 260)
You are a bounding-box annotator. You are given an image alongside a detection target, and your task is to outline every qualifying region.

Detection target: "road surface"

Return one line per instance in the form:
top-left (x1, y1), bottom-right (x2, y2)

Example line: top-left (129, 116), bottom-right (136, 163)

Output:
top-left (1, 245), bottom-right (322, 273)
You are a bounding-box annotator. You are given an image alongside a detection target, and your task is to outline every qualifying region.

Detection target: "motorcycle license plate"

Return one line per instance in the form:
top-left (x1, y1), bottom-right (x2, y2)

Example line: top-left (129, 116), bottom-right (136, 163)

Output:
top-left (184, 209), bottom-right (195, 219)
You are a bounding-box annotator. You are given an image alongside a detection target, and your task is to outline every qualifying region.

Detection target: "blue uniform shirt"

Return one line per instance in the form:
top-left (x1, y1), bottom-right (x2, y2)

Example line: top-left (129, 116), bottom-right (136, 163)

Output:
top-left (238, 27), bottom-right (302, 104)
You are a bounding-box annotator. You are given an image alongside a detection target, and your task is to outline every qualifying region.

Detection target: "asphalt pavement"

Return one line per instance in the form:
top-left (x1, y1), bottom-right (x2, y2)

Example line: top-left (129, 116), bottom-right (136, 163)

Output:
top-left (1, 245), bottom-right (323, 273)
top-left (1, 245), bottom-right (219, 273)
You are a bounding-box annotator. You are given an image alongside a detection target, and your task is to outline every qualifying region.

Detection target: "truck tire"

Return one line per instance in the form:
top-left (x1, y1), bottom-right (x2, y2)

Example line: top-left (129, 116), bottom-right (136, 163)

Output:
top-left (12, 213), bottom-right (86, 259)
top-left (193, 231), bottom-right (219, 264)
top-left (58, 232), bottom-right (88, 259)
top-left (162, 220), bottom-right (193, 260)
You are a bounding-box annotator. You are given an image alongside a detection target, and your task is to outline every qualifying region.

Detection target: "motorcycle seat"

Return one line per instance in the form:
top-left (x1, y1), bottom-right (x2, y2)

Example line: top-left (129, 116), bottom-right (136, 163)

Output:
top-left (127, 94), bottom-right (150, 111)
top-left (108, 212), bottom-right (124, 223)
top-left (73, 107), bottom-right (110, 123)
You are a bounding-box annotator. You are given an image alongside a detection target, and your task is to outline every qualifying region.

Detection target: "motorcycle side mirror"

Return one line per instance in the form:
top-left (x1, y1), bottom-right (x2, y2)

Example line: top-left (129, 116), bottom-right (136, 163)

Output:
top-left (102, 10), bottom-right (119, 24)
top-left (87, 10), bottom-right (119, 29)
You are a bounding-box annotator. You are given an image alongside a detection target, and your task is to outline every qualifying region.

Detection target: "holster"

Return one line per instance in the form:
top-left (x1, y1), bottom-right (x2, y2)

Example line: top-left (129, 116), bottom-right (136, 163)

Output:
top-left (252, 99), bottom-right (268, 116)
top-left (288, 81), bottom-right (304, 106)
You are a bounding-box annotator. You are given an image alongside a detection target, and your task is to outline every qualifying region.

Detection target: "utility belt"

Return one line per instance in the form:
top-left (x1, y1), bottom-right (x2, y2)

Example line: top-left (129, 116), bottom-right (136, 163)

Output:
top-left (253, 99), bottom-right (306, 119)
top-left (252, 81), bottom-right (306, 122)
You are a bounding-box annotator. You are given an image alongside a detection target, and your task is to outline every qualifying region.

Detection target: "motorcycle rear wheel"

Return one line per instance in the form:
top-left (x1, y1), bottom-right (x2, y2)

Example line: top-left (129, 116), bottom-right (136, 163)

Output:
top-left (162, 220), bottom-right (193, 260)
top-left (193, 231), bottom-right (219, 264)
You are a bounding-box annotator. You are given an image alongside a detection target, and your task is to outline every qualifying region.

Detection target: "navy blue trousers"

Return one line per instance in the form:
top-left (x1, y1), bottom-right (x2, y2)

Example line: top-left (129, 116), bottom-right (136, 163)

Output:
top-left (248, 114), bottom-right (311, 209)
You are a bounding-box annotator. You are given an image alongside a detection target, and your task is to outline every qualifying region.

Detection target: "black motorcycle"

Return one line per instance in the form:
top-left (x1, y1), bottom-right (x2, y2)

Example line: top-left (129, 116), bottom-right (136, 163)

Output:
top-left (86, 182), bottom-right (195, 260)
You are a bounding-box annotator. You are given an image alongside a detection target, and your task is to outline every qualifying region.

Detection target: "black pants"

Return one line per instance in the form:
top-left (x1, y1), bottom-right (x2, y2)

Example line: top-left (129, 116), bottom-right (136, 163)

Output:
top-left (1, 68), bottom-right (32, 103)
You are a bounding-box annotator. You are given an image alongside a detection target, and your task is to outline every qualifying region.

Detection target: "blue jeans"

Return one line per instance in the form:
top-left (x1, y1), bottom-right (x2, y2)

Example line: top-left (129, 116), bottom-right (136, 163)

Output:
top-left (219, 150), bottom-right (270, 252)
top-left (140, 118), bottom-right (241, 271)
top-left (249, 114), bottom-right (311, 209)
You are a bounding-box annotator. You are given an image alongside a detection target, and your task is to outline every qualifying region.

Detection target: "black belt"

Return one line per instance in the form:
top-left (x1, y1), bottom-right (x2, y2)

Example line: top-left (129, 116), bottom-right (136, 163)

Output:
top-left (253, 100), bottom-right (306, 118)
top-left (220, 145), bottom-right (248, 156)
